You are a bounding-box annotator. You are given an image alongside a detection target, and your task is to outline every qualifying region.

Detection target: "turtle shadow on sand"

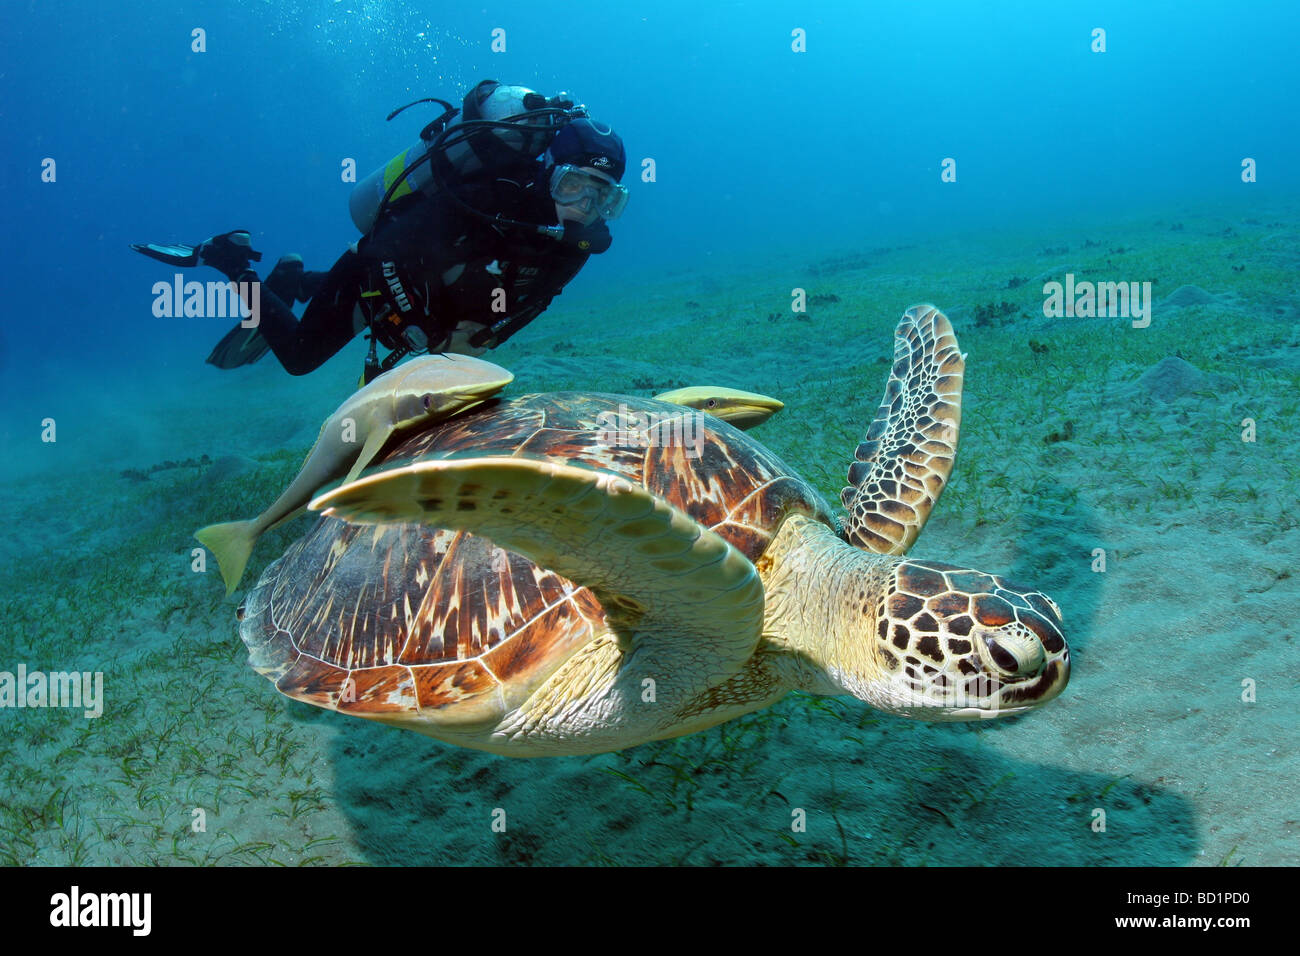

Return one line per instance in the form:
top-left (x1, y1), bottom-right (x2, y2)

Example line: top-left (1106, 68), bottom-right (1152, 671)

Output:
top-left (314, 702), bottom-right (1198, 865)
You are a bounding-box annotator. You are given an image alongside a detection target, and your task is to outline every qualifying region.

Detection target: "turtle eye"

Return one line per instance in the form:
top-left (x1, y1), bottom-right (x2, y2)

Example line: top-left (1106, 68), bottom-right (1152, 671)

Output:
top-left (980, 628), bottom-right (1045, 677)
top-left (422, 394), bottom-right (434, 410)
top-left (984, 637), bottom-right (1021, 673)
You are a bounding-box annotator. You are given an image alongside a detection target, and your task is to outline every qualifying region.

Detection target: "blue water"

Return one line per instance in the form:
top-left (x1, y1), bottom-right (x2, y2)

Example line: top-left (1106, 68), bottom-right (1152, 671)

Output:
top-left (1, 0), bottom-right (1298, 869)
top-left (3, 0), bottom-right (1296, 373)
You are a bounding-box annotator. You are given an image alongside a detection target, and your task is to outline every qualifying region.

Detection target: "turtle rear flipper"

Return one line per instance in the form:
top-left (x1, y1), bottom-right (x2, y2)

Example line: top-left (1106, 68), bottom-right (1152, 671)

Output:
top-left (312, 457), bottom-right (765, 697)
top-left (841, 305), bottom-right (965, 555)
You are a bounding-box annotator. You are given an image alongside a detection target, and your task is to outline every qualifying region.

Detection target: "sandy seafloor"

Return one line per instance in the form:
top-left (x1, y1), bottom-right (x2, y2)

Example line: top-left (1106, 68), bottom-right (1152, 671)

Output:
top-left (1, 198), bottom-right (1297, 866)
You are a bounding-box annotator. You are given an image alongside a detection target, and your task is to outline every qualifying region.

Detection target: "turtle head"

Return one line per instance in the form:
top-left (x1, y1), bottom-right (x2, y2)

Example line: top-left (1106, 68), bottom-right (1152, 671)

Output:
top-left (843, 559), bottom-right (1070, 720)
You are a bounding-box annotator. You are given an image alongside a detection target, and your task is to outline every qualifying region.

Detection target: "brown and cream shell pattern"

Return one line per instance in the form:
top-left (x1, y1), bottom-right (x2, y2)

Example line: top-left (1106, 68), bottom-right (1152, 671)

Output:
top-left (238, 393), bottom-right (836, 728)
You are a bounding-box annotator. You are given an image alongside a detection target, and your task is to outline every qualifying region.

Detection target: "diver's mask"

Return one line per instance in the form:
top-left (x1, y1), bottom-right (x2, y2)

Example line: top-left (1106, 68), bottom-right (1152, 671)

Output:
top-left (548, 164), bottom-right (629, 220)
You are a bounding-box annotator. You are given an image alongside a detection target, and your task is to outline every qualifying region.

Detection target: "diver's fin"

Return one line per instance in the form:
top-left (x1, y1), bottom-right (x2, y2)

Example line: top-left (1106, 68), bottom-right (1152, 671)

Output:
top-left (206, 322), bottom-right (272, 369)
top-left (131, 241), bottom-right (200, 267)
top-left (132, 231), bottom-right (263, 270)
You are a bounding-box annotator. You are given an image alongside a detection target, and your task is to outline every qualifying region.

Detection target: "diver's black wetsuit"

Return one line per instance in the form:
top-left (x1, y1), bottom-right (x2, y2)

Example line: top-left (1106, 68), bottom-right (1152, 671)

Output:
top-left (229, 169), bottom-right (609, 375)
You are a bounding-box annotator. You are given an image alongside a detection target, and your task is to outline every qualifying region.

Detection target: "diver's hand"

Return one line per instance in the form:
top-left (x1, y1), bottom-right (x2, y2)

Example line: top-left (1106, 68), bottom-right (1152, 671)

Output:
top-left (199, 230), bottom-right (264, 279)
top-left (557, 219), bottom-right (611, 254)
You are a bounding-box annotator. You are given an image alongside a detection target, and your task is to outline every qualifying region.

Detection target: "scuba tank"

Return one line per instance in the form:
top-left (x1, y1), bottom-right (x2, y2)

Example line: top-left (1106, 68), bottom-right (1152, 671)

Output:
top-left (348, 81), bottom-right (589, 385)
top-left (348, 136), bottom-right (443, 234)
top-left (349, 82), bottom-right (583, 234)
top-left (348, 96), bottom-right (457, 234)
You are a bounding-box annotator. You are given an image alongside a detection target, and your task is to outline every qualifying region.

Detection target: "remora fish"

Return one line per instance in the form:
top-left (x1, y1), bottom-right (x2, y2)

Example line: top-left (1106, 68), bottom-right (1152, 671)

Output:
top-left (196, 353), bottom-right (513, 594)
top-left (653, 386), bottom-right (784, 429)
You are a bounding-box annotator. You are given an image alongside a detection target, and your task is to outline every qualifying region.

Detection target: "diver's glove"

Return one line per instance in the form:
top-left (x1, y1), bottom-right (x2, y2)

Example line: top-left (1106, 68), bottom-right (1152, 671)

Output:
top-left (556, 219), bottom-right (612, 254)
top-left (198, 230), bottom-right (263, 280)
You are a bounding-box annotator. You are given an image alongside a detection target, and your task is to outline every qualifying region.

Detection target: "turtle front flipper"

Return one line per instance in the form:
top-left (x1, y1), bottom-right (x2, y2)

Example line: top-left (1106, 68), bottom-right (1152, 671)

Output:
top-left (842, 305), bottom-right (965, 555)
top-left (312, 457), bottom-right (765, 713)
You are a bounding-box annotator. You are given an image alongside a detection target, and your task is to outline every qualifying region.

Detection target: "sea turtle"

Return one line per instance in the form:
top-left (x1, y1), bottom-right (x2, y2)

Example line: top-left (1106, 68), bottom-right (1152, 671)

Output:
top-left (236, 305), bottom-right (1070, 756)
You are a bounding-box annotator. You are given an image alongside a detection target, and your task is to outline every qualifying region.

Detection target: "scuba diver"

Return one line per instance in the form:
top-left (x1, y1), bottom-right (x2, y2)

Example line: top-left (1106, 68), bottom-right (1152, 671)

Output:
top-left (133, 80), bottom-right (628, 381)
